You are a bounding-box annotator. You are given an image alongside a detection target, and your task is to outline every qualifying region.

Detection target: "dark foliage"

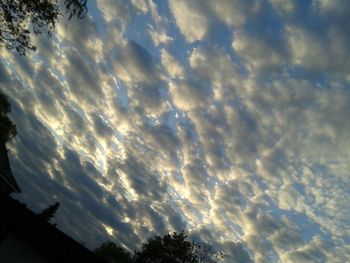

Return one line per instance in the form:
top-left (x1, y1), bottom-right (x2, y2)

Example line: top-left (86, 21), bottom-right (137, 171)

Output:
top-left (94, 241), bottom-right (132, 263)
top-left (0, 0), bottom-right (87, 55)
top-left (37, 202), bottom-right (60, 225)
top-left (134, 231), bottom-right (198, 263)
top-left (95, 231), bottom-right (226, 263)
top-left (0, 92), bottom-right (16, 143)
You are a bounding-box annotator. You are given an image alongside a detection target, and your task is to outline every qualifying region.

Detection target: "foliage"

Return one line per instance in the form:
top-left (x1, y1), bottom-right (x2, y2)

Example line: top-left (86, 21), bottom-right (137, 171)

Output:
top-left (37, 202), bottom-right (60, 225)
top-left (94, 241), bottom-right (132, 263)
top-left (0, 0), bottom-right (87, 55)
top-left (95, 231), bottom-right (226, 263)
top-left (0, 92), bottom-right (16, 143)
top-left (134, 231), bottom-right (198, 263)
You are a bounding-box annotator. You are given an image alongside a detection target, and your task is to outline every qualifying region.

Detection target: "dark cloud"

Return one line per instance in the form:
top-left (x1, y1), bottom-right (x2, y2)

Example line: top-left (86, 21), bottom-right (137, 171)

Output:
top-left (117, 153), bottom-right (168, 200)
top-left (63, 49), bottom-right (104, 105)
top-left (91, 113), bottom-right (114, 138)
top-left (225, 242), bottom-right (253, 263)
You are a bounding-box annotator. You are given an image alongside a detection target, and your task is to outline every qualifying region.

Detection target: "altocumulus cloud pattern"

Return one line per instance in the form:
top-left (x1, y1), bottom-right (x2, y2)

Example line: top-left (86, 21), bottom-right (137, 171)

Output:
top-left (1, 0), bottom-right (350, 262)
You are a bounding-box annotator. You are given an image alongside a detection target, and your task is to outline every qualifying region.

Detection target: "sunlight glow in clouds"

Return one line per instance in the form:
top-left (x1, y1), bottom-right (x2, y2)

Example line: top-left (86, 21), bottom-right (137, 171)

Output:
top-left (1, 0), bottom-right (350, 262)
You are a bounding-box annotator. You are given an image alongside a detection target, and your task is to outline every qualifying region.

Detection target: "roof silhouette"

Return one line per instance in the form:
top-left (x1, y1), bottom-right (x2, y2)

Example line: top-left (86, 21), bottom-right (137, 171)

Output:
top-left (0, 140), bottom-right (20, 194)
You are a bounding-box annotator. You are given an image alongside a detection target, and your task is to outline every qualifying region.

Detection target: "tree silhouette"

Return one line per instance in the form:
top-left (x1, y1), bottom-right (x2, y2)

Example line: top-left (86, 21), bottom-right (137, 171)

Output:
top-left (0, 92), bottom-right (16, 143)
top-left (94, 241), bottom-right (132, 263)
top-left (134, 231), bottom-right (198, 263)
top-left (0, 0), bottom-right (87, 55)
top-left (37, 202), bottom-right (60, 225)
top-left (95, 231), bottom-right (226, 263)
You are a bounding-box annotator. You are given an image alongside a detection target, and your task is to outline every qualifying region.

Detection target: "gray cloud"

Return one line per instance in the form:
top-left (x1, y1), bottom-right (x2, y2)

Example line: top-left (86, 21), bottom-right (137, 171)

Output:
top-left (2, 0), bottom-right (349, 262)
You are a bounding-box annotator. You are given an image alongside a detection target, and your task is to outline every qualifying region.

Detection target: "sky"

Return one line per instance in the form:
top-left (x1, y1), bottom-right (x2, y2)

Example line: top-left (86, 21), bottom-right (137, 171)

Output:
top-left (1, 0), bottom-right (350, 262)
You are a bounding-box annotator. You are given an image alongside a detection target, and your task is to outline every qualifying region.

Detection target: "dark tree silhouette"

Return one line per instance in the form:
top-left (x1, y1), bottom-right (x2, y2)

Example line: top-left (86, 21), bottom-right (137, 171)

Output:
top-left (95, 231), bottom-right (226, 263)
top-left (133, 231), bottom-right (225, 263)
top-left (0, 0), bottom-right (87, 55)
top-left (94, 241), bottom-right (132, 263)
top-left (134, 231), bottom-right (198, 263)
top-left (0, 92), bottom-right (16, 143)
top-left (37, 202), bottom-right (60, 225)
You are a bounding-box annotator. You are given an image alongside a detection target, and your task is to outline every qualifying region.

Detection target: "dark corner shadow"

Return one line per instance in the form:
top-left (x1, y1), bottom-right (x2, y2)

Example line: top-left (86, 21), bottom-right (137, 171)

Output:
top-left (0, 196), bottom-right (105, 263)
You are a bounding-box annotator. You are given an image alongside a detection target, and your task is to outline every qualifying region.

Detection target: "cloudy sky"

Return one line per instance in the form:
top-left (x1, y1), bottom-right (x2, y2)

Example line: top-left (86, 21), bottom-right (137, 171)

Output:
top-left (1, 0), bottom-right (350, 262)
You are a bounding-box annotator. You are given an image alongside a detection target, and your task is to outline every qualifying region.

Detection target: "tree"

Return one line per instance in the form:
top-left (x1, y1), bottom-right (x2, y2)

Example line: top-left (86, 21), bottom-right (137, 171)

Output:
top-left (94, 241), bottom-right (132, 263)
top-left (37, 202), bottom-right (60, 225)
top-left (95, 231), bottom-right (225, 263)
top-left (0, 92), bottom-right (16, 143)
top-left (133, 231), bottom-right (225, 263)
top-left (0, 0), bottom-right (87, 55)
top-left (134, 231), bottom-right (197, 263)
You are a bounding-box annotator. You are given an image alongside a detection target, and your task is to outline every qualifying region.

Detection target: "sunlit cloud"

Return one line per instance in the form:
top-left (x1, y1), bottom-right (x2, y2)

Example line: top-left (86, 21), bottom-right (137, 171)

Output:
top-left (1, 0), bottom-right (350, 262)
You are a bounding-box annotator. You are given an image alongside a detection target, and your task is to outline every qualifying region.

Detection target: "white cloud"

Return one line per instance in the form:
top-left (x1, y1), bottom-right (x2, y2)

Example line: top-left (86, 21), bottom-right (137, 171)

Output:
top-left (168, 0), bottom-right (255, 43)
top-left (129, 0), bottom-right (148, 14)
top-left (148, 0), bottom-right (164, 24)
top-left (161, 49), bottom-right (184, 78)
top-left (148, 27), bottom-right (173, 46)
top-left (169, 80), bottom-right (211, 111)
top-left (96, 0), bottom-right (130, 25)
top-left (208, 0), bottom-right (250, 28)
top-left (168, 0), bottom-right (209, 42)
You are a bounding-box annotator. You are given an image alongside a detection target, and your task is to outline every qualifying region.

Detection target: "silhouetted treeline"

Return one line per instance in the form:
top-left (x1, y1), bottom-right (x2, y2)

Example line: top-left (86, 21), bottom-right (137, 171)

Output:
top-left (0, 92), bottom-right (16, 143)
top-left (37, 202), bottom-right (60, 226)
top-left (95, 231), bottom-right (226, 263)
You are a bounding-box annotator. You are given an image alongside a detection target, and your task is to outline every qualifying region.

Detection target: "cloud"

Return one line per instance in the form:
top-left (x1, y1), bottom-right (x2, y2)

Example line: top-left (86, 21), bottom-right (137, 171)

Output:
top-left (115, 40), bottom-right (157, 85)
top-left (96, 0), bottom-right (130, 25)
top-left (168, 0), bottom-right (256, 43)
top-left (269, 0), bottom-right (295, 16)
top-left (286, 26), bottom-right (329, 71)
top-left (312, 0), bottom-right (349, 15)
top-left (207, 0), bottom-right (252, 28)
top-left (169, 80), bottom-right (212, 111)
top-left (168, 0), bottom-right (209, 43)
top-left (161, 49), bottom-right (184, 78)
top-left (232, 30), bottom-right (287, 75)
top-left (281, 235), bottom-right (327, 263)
top-left (189, 46), bottom-right (241, 100)
top-left (148, 27), bottom-right (173, 47)
top-left (91, 113), bottom-right (115, 139)
top-left (2, 0), bottom-right (350, 262)
top-left (129, 0), bottom-right (148, 14)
